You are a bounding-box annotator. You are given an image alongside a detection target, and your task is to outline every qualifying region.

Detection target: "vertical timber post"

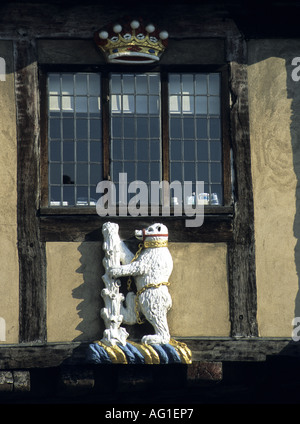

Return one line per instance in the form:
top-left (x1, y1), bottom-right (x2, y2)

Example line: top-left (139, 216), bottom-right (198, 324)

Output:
top-left (15, 39), bottom-right (47, 343)
top-left (227, 34), bottom-right (258, 337)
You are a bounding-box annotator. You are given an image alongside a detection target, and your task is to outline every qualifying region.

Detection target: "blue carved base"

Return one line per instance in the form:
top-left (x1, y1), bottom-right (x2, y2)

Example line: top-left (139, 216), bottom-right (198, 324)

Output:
top-left (86, 339), bottom-right (192, 365)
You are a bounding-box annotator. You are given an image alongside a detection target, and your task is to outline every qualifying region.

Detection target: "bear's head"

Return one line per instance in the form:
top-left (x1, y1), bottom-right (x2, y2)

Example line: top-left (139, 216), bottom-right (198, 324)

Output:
top-left (135, 223), bottom-right (168, 242)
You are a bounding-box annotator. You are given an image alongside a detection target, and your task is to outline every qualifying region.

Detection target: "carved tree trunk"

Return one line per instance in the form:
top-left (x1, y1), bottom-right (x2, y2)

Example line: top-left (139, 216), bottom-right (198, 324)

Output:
top-left (100, 222), bottom-right (129, 346)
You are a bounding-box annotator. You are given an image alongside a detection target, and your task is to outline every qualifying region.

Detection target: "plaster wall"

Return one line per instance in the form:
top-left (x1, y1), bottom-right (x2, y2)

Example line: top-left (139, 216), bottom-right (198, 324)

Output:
top-left (248, 39), bottom-right (300, 337)
top-left (0, 41), bottom-right (19, 344)
top-left (46, 241), bottom-right (230, 342)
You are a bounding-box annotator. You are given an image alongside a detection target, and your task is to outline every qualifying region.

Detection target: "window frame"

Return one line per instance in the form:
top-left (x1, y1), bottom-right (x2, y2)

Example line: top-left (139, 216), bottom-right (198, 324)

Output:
top-left (39, 63), bottom-right (232, 213)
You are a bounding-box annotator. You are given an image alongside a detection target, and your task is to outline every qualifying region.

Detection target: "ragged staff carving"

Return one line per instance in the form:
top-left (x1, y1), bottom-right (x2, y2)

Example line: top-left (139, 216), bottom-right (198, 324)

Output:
top-left (101, 222), bottom-right (134, 346)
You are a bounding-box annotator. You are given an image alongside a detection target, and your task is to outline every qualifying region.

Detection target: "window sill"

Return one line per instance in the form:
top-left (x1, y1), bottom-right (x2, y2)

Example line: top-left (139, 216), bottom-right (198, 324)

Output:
top-left (39, 205), bottom-right (233, 243)
top-left (39, 205), bottom-right (234, 216)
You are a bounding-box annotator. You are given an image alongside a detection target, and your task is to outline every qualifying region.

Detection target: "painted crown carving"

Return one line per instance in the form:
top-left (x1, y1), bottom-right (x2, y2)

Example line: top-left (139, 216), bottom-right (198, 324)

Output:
top-left (94, 19), bottom-right (168, 64)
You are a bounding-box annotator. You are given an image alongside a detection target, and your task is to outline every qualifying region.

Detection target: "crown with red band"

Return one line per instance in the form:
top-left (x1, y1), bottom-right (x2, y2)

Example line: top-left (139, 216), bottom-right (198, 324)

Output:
top-left (94, 19), bottom-right (168, 64)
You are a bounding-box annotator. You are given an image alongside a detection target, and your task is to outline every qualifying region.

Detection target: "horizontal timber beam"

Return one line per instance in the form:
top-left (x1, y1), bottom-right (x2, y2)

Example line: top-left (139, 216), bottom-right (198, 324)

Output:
top-left (0, 338), bottom-right (298, 369)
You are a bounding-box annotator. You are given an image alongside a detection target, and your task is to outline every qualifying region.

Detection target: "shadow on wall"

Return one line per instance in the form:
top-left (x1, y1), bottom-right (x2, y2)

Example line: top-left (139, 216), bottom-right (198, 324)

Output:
top-left (72, 242), bottom-right (105, 342)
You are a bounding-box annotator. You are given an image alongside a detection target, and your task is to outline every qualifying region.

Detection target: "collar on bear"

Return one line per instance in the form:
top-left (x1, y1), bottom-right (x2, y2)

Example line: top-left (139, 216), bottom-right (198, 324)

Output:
top-left (143, 239), bottom-right (168, 249)
top-left (142, 228), bottom-right (168, 246)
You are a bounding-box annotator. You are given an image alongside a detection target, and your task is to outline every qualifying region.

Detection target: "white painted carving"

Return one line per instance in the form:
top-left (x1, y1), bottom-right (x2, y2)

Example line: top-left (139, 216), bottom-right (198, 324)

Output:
top-left (101, 222), bottom-right (134, 346)
top-left (101, 222), bottom-right (173, 346)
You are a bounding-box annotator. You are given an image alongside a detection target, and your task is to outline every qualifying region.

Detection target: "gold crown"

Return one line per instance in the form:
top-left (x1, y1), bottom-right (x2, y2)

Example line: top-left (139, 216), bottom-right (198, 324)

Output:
top-left (94, 19), bottom-right (168, 64)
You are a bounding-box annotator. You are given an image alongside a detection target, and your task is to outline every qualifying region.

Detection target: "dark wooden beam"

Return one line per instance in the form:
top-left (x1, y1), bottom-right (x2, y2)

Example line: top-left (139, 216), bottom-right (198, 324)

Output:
top-left (0, 338), bottom-right (298, 369)
top-left (227, 36), bottom-right (258, 337)
top-left (39, 210), bottom-right (233, 243)
top-left (15, 39), bottom-right (47, 343)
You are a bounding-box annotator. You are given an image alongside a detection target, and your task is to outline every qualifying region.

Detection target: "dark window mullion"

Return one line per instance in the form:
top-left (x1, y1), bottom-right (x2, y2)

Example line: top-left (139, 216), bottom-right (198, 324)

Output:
top-left (161, 71), bottom-right (169, 183)
top-left (102, 71), bottom-right (110, 180)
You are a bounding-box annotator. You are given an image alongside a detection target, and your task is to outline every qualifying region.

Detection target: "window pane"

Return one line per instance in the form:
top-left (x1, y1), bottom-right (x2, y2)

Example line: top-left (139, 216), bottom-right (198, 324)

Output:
top-left (112, 117), bottom-right (122, 138)
top-left (197, 118), bottom-right (208, 138)
top-left (50, 141), bottom-right (61, 162)
top-left (63, 141), bottom-right (74, 161)
top-left (136, 117), bottom-right (148, 138)
top-left (89, 97), bottom-right (100, 115)
top-left (76, 119), bottom-right (88, 139)
top-left (183, 118), bottom-right (195, 139)
top-left (124, 118), bottom-right (135, 138)
top-left (209, 73), bottom-right (220, 95)
top-left (150, 140), bottom-right (160, 160)
top-left (63, 118), bottom-right (74, 139)
top-left (63, 186), bottom-right (75, 205)
top-left (49, 96), bottom-right (61, 111)
top-left (195, 74), bottom-right (207, 94)
top-left (90, 163), bottom-right (102, 185)
top-left (169, 73), bottom-right (223, 204)
top-left (110, 73), bottom-right (161, 188)
top-left (77, 163), bottom-right (88, 184)
top-left (170, 140), bottom-right (182, 160)
top-left (210, 141), bottom-right (222, 161)
top-left (75, 97), bottom-right (88, 114)
top-left (211, 162), bottom-right (222, 183)
top-left (170, 162), bottom-right (182, 181)
top-left (123, 75), bottom-right (135, 93)
top-left (75, 74), bottom-right (88, 95)
top-left (61, 75), bottom-right (74, 95)
top-left (169, 74), bottom-right (181, 94)
top-left (150, 117), bottom-right (160, 138)
top-left (49, 74), bottom-right (60, 95)
top-left (182, 74), bottom-right (194, 95)
top-left (112, 139), bottom-right (123, 160)
top-left (137, 161), bottom-right (149, 181)
top-left (211, 184), bottom-right (223, 204)
top-left (184, 163), bottom-right (195, 181)
top-left (197, 141), bottom-right (208, 161)
top-left (77, 141), bottom-right (88, 162)
top-left (208, 97), bottom-right (220, 115)
top-left (90, 119), bottom-right (101, 139)
top-left (150, 162), bottom-right (160, 181)
top-left (137, 140), bottom-right (149, 160)
top-left (49, 119), bottom-right (61, 139)
top-left (77, 186), bottom-right (89, 205)
top-left (111, 74), bottom-right (122, 94)
top-left (124, 140), bottom-right (135, 160)
top-left (184, 141), bottom-right (195, 161)
top-left (48, 72), bottom-right (102, 207)
top-left (123, 95), bottom-right (134, 113)
top-left (50, 186), bottom-right (61, 204)
top-left (136, 96), bottom-right (148, 114)
top-left (149, 74), bottom-right (160, 94)
top-left (50, 163), bottom-right (61, 185)
top-left (89, 74), bottom-right (101, 95)
top-left (90, 141), bottom-right (102, 162)
top-left (136, 75), bottom-right (148, 94)
top-left (63, 164), bottom-right (75, 183)
top-left (62, 96), bottom-right (74, 112)
top-left (195, 96), bottom-right (207, 114)
top-left (170, 118), bottom-right (181, 138)
top-left (210, 118), bottom-right (220, 139)
top-left (197, 162), bottom-right (209, 182)
top-left (149, 96), bottom-right (159, 114)
top-left (169, 95), bottom-right (181, 113)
